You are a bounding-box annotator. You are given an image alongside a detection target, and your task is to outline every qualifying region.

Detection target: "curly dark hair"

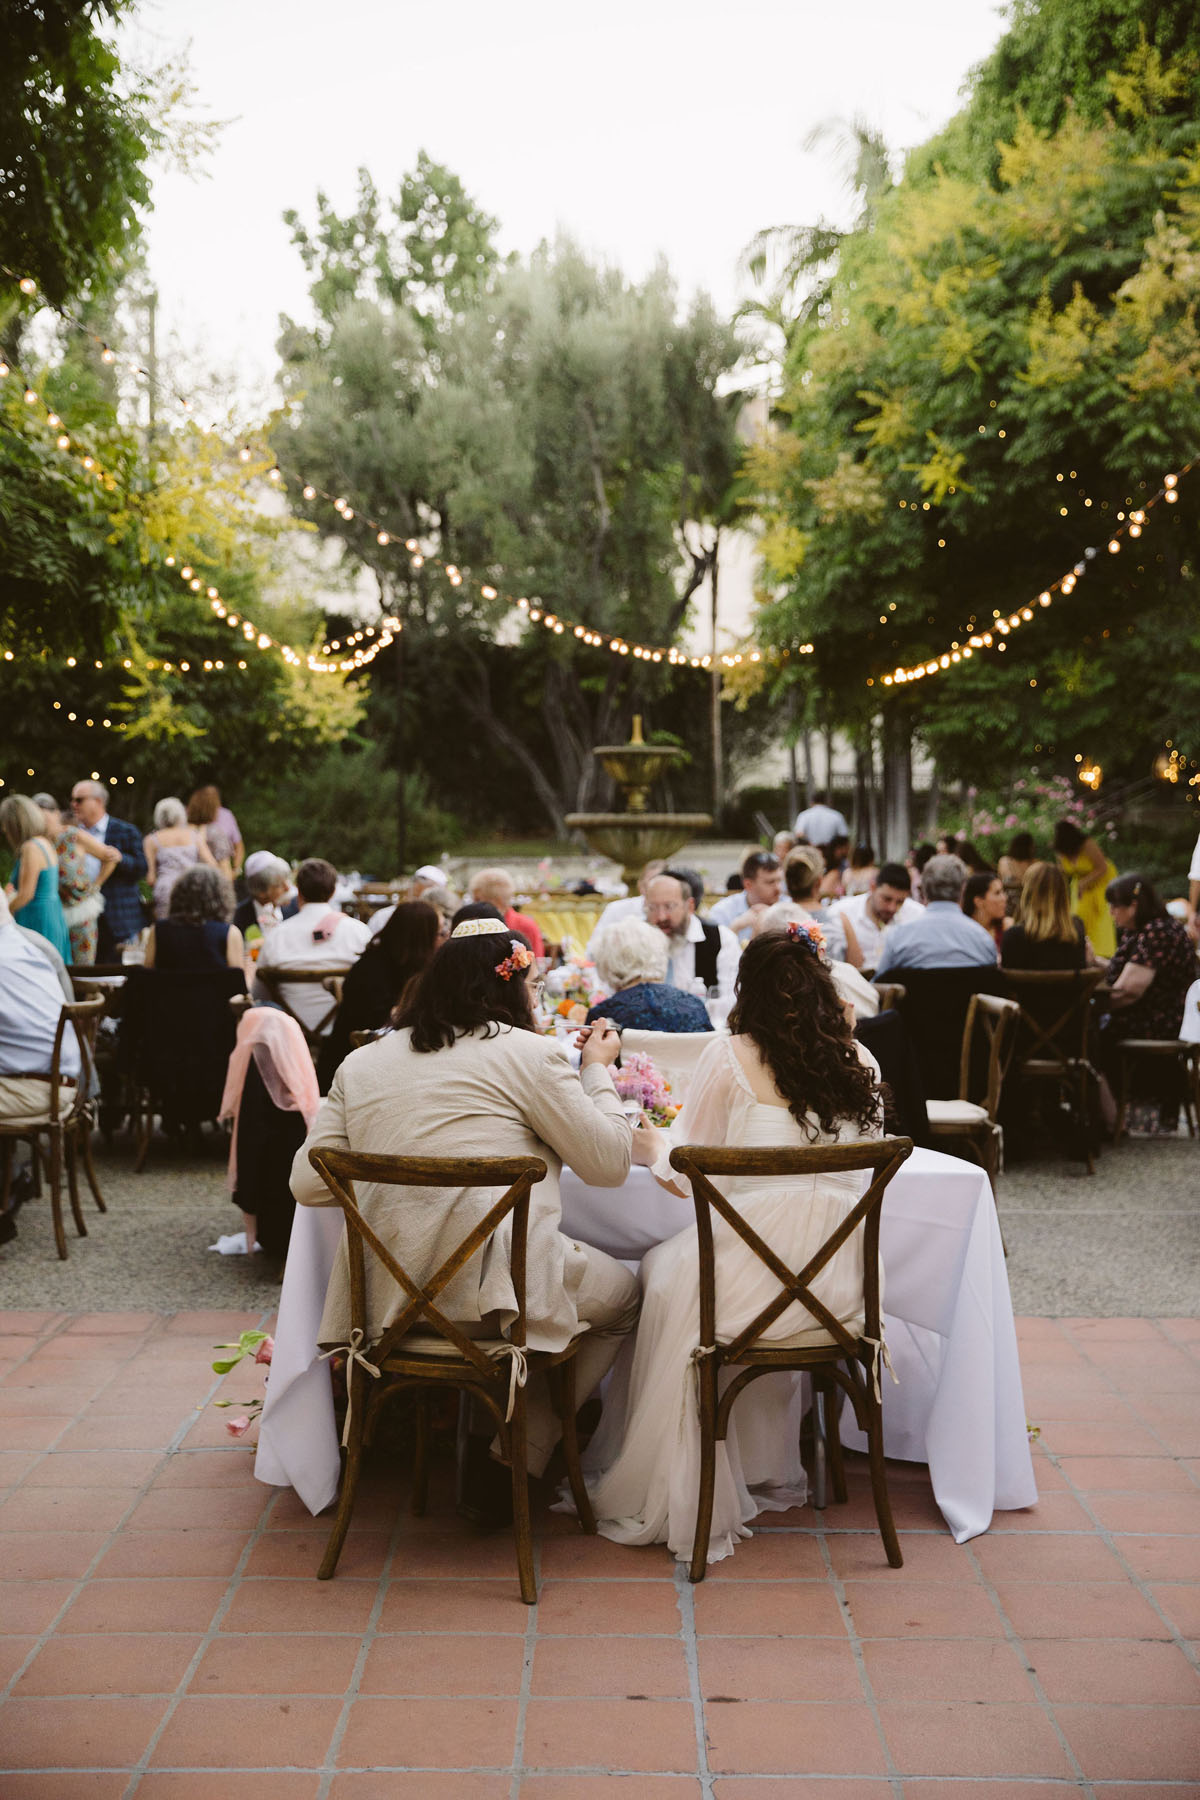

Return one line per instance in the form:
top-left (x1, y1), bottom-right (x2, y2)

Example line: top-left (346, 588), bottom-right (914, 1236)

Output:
top-left (166, 864), bottom-right (233, 925)
top-left (727, 930), bottom-right (880, 1138)
top-left (399, 927), bottom-right (536, 1052)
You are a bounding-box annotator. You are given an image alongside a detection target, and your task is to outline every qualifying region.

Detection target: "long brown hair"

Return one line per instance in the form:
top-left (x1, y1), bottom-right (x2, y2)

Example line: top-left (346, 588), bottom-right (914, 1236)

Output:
top-left (398, 928), bottom-right (536, 1052)
top-left (728, 931), bottom-right (880, 1137)
top-left (1017, 861), bottom-right (1076, 943)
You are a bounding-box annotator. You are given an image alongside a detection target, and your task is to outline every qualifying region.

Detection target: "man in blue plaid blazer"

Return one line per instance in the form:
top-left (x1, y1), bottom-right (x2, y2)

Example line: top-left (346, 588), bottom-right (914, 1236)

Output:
top-left (70, 780), bottom-right (148, 961)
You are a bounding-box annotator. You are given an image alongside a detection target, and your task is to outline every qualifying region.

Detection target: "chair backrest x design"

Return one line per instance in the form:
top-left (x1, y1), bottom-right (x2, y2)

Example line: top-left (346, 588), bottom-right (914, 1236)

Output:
top-left (257, 966), bottom-right (347, 1050)
top-left (958, 993), bottom-right (1022, 1120)
top-left (1004, 967), bottom-right (1105, 1070)
top-left (667, 1137), bottom-right (913, 1365)
top-left (306, 1149), bottom-right (548, 1372)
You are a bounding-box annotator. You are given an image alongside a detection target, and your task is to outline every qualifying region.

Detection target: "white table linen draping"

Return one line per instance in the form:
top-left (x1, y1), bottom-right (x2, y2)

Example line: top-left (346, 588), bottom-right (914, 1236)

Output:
top-left (256, 1145), bottom-right (1036, 1543)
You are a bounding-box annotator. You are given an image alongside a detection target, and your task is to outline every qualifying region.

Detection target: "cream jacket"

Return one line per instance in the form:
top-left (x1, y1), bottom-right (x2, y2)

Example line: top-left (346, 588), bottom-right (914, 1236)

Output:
top-left (291, 1024), bottom-right (632, 1351)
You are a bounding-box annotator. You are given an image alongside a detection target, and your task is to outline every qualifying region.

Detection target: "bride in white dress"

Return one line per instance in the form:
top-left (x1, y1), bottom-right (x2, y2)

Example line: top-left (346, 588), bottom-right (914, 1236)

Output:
top-left (580, 920), bottom-right (884, 1563)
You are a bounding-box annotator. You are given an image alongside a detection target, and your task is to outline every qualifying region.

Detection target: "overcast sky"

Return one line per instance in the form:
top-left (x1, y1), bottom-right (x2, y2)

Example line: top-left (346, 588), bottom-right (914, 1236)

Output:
top-left (128, 0), bottom-right (1008, 414)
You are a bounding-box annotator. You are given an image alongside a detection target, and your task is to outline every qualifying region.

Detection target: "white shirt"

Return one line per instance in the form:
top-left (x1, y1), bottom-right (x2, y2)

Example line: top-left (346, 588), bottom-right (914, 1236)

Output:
top-left (706, 891), bottom-right (750, 930)
top-left (793, 802), bottom-right (849, 845)
top-left (81, 811), bottom-right (109, 886)
top-left (1189, 831), bottom-right (1200, 884)
top-left (662, 914), bottom-right (740, 1000)
top-left (252, 902), bottom-right (371, 1032)
top-left (832, 891), bottom-right (926, 971)
top-left (0, 924), bottom-right (80, 1078)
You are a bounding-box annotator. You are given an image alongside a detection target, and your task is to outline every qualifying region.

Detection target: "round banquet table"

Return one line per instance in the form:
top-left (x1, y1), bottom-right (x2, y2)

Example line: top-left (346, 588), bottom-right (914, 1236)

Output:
top-left (256, 1146), bottom-right (1036, 1543)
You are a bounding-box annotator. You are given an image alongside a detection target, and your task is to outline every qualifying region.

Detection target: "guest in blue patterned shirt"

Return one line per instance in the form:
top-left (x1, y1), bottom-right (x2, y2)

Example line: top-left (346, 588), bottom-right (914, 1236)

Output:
top-left (586, 918), bottom-right (712, 1033)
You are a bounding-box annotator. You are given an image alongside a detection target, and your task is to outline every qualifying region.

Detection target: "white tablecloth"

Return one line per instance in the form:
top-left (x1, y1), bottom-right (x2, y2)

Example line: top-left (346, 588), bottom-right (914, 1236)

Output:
top-left (257, 1147), bottom-right (1036, 1542)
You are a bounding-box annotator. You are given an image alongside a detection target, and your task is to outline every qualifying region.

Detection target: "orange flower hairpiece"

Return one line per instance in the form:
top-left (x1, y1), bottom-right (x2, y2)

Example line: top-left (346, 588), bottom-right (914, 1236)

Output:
top-left (495, 938), bottom-right (534, 981)
top-left (786, 918), bottom-right (826, 956)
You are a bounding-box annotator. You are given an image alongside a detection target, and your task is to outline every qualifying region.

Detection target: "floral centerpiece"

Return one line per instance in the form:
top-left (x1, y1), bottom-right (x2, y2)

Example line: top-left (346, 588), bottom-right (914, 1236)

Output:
top-left (612, 1052), bottom-right (681, 1128)
top-left (542, 943), bottom-right (607, 1026)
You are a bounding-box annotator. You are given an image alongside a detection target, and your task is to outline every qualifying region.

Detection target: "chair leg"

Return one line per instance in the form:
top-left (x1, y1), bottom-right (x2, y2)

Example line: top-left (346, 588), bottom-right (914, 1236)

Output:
top-left (47, 1131), bottom-right (67, 1261)
top-left (689, 1355), bottom-right (719, 1584)
top-left (410, 1393), bottom-right (430, 1517)
top-left (825, 1380), bottom-right (848, 1504)
top-left (1113, 1056), bottom-right (1129, 1146)
top-left (134, 1093), bottom-right (153, 1174)
top-left (811, 1382), bottom-right (828, 1512)
top-left (80, 1121), bottom-right (106, 1212)
top-left (65, 1136), bottom-right (87, 1239)
top-left (858, 1366), bottom-right (902, 1568)
top-left (507, 1392), bottom-right (537, 1606)
top-left (554, 1357), bottom-right (597, 1535)
top-left (318, 1372), bottom-right (369, 1580)
top-left (1079, 1066), bottom-right (1096, 1175)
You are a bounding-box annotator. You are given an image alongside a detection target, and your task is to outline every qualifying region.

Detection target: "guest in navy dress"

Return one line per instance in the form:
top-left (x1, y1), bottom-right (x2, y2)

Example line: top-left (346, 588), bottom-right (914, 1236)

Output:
top-left (586, 917), bottom-right (712, 1033)
top-left (145, 865), bottom-right (246, 973)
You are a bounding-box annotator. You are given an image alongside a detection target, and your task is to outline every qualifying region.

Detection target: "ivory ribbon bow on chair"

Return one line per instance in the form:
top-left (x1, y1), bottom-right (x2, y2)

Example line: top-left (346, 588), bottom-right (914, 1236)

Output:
top-left (320, 1328), bottom-right (381, 1448)
top-left (488, 1343), bottom-right (529, 1423)
top-left (862, 1333), bottom-right (899, 1404)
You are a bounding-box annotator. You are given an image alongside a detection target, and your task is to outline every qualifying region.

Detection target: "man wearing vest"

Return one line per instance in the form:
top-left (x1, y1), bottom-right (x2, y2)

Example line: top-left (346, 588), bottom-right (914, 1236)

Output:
top-left (643, 869), bottom-right (740, 1001)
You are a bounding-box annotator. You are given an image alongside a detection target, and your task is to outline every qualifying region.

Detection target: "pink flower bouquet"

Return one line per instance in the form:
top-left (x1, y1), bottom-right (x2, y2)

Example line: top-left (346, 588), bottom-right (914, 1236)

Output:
top-left (612, 1052), bottom-right (681, 1128)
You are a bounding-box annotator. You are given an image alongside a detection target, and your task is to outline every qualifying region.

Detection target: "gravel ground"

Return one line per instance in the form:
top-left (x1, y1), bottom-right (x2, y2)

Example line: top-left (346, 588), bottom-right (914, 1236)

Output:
top-left (1, 1124), bottom-right (1197, 1316)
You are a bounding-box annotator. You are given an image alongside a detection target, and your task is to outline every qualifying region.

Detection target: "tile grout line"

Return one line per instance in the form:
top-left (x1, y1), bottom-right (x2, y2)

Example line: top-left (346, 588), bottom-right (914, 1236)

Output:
top-left (508, 1529), bottom-right (541, 1797)
top-left (817, 1522), bottom-right (904, 1796)
top-left (674, 1558), bottom-right (714, 1797)
top-left (0, 1312), bottom-right (266, 1713)
top-left (965, 1537), bottom-right (1097, 1797)
top-left (313, 1457), bottom-right (411, 1800)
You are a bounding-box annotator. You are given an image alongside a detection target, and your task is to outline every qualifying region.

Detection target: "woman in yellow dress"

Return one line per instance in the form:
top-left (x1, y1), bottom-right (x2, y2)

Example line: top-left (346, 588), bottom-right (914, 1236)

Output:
top-left (1053, 820), bottom-right (1117, 956)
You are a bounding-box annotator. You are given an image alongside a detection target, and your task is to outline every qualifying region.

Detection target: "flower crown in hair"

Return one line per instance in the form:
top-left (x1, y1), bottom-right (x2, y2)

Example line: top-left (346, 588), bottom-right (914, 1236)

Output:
top-left (786, 918), bottom-right (826, 956)
top-left (495, 938), bottom-right (534, 981)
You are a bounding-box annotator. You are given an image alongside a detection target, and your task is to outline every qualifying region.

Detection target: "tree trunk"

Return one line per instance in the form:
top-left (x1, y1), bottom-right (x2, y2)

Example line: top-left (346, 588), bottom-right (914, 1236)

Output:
top-left (460, 652), bottom-right (568, 838)
top-left (785, 691), bottom-right (799, 827)
top-left (926, 765), bottom-right (941, 837)
top-left (879, 703), bottom-right (913, 862)
top-left (710, 547), bottom-right (723, 824)
top-left (392, 629), bottom-right (407, 871)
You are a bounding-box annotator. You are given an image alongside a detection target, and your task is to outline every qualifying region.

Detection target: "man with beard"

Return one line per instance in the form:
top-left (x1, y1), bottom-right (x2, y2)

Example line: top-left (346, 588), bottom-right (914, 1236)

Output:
top-left (643, 869), bottom-right (739, 1001)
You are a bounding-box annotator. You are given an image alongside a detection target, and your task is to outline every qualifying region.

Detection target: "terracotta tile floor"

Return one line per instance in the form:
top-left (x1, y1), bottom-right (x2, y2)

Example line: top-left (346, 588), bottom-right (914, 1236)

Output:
top-left (1, 1309), bottom-right (1198, 1796)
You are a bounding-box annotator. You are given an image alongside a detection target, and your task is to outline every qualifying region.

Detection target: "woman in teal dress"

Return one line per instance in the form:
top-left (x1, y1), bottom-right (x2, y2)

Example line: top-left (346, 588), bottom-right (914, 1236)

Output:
top-left (1, 793), bottom-right (72, 961)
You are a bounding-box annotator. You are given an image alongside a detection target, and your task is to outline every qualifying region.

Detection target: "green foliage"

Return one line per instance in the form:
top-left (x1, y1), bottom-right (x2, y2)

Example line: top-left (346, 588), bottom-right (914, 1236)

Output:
top-left (751, 4), bottom-right (1200, 792)
top-left (0, 0), bottom-right (156, 317)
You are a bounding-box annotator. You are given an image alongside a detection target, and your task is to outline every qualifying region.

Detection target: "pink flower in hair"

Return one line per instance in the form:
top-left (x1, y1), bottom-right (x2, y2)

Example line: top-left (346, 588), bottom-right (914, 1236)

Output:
top-left (495, 938), bottom-right (534, 981)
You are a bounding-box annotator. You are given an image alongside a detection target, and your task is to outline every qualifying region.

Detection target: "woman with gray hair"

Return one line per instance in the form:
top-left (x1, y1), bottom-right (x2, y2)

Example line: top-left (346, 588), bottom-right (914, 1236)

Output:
top-left (145, 864), bottom-right (244, 971)
top-left (233, 853), bottom-right (295, 938)
top-left (585, 916), bottom-right (712, 1033)
top-left (144, 796), bottom-right (216, 920)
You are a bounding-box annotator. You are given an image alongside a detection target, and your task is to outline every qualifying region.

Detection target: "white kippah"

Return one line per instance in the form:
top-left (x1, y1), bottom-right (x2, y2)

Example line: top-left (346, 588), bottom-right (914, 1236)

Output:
top-left (450, 916), bottom-right (509, 939)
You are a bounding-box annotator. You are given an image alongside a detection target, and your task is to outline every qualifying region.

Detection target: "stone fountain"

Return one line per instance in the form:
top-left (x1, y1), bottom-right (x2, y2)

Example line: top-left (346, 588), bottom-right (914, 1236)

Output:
top-left (565, 714), bottom-right (711, 884)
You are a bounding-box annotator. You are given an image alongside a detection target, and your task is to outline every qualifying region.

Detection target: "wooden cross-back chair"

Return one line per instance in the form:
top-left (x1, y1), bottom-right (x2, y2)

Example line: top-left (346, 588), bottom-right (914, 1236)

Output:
top-left (1004, 967), bottom-right (1106, 1174)
top-left (306, 1148), bottom-right (597, 1603)
top-left (255, 967), bottom-right (347, 1057)
top-left (668, 1135), bottom-right (914, 1583)
top-left (926, 993), bottom-right (1022, 1188)
top-left (0, 995), bottom-right (106, 1259)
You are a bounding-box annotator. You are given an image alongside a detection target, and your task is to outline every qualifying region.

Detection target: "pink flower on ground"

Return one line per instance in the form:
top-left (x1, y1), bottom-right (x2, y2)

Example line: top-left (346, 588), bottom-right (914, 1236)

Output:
top-left (254, 1337), bottom-right (274, 1366)
top-left (225, 1415), bottom-right (253, 1438)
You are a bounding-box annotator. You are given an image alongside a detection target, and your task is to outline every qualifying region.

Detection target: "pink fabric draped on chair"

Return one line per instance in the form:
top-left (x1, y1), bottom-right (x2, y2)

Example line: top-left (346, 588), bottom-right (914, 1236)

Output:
top-left (219, 1007), bottom-right (321, 1191)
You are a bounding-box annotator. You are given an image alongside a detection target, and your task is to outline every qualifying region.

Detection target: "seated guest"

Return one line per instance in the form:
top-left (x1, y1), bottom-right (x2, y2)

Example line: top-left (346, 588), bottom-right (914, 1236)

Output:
top-left (367, 865), bottom-right (455, 938)
top-left (643, 870), bottom-right (739, 1000)
top-left (998, 831), bottom-right (1037, 916)
top-left (252, 858), bottom-right (370, 1034)
top-left (587, 917), bottom-right (712, 1033)
top-left (1001, 862), bottom-right (1087, 970)
top-left (832, 862), bottom-right (924, 972)
top-left (1097, 874), bottom-right (1195, 1069)
top-left (0, 890), bottom-right (80, 1124)
top-left (820, 835), bottom-right (851, 898)
top-left (875, 854), bottom-right (997, 975)
top-left (707, 849), bottom-right (784, 939)
top-left (758, 846), bottom-right (862, 968)
top-left (772, 830), bottom-right (797, 860)
top-left (220, 1008), bottom-right (319, 1261)
top-left (471, 866), bottom-right (546, 957)
top-left (291, 915), bottom-right (640, 1502)
top-left (233, 853), bottom-right (297, 938)
top-left (587, 859), bottom-right (668, 956)
top-left (146, 866), bottom-right (246, 972)
top-left (317, 900), bottom-right (441, 1090)
top-left (451, 899), bottom-right (505, 932)
top-left (962, 871), bottom-right (1010, 949)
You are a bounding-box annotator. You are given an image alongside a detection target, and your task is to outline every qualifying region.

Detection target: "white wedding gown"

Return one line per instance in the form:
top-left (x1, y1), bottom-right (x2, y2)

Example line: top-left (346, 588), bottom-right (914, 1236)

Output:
top-left (579, 1034), bottom-right (882, 1563)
